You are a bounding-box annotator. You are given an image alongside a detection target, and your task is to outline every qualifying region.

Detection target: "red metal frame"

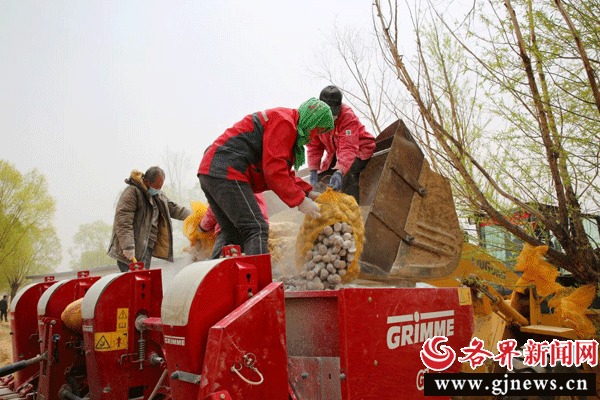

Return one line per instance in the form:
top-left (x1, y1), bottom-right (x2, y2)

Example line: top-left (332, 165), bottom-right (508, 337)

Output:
top-left (83, 268), bottom-right (165, 400)
top-left (8, 281), bottom-right (57, 388)
top-left (37, 275), bottom-right (100, 400)
top-left (285, 287), bottom-right (474, 399)
top-left (199, 282), bottom-right (288, 399)
top-left (5, 254), bottom-right (476, 400)
top-left (164, 255), bottom-right (272, 400)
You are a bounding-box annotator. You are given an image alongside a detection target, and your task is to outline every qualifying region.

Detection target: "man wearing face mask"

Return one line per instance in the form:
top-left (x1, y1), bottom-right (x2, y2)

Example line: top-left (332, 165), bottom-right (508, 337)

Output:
top-left (108, 166), bottom-right (192, 272)
top-left (307, 85), bottom-right (376, 203)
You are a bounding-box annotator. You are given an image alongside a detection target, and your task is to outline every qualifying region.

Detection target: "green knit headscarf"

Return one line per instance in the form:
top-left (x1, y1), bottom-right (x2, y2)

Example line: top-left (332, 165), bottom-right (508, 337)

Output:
top-left (294, 97), bottom-right (334, 170)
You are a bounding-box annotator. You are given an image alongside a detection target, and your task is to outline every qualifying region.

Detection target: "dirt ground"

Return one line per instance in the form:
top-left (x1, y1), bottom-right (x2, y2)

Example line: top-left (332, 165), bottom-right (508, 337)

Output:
top-left (0, 319), bottom-right (12, 367)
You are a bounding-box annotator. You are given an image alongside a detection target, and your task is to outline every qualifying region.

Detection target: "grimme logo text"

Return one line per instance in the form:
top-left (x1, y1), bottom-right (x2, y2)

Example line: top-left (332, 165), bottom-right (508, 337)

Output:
top-left (387, 310), bottom-right (455, 349)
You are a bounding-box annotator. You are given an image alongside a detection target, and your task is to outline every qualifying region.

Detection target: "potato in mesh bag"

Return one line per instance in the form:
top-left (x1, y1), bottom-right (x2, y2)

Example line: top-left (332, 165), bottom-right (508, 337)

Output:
top-left (61, 298), bottom-right (83, 334)
top-left (295, 188), bottom-right (364, 288)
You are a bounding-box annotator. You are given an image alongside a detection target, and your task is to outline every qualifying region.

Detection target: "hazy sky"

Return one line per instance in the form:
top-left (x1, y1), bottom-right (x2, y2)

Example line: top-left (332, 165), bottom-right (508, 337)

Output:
top-left (0, 1), bottom-right (407, 272)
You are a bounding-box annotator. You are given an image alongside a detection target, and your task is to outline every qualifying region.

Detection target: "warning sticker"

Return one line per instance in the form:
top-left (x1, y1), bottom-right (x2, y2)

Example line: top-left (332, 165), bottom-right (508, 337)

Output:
top-left (95, 335), bottom-right (110, 350)
top-left (94, 331), bottom-right (128, 351)
top-left (457, 287), bottom-right (472, 306)
top-left (94, 308), bottom-right (129, 352)
top-left (117, 308), bottom-right (128, 332)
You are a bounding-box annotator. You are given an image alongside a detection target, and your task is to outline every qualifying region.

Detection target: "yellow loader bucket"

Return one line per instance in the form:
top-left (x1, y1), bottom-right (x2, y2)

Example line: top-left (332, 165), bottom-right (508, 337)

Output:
top-left (357, 120), bottom-right (463, 282)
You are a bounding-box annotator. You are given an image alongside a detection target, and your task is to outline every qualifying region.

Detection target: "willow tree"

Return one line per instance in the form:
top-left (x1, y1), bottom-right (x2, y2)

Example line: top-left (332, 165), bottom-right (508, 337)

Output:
top-left (0, 160), bottom-right (61, 297)
top-left (372, 0), bottom-right (600, 282)
top-left (311, 23), bottom-right (400, 136)
top-left (68, 220), bottom-right (113, 270)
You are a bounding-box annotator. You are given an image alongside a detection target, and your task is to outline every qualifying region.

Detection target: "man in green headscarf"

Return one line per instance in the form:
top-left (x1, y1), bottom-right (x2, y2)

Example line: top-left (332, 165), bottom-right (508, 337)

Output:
top-left (295, 97), bottom-right (335, 170)
top-left (197, 98), bottom-right (333, 258)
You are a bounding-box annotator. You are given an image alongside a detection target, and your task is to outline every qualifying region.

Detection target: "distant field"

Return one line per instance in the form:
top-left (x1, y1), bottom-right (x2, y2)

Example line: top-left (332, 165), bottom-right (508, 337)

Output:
top-left (0, 320), bottom-right (11, 367)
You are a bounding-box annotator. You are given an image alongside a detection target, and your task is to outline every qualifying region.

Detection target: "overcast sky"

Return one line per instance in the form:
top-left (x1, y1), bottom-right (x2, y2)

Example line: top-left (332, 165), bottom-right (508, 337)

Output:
top-left (0, 0), bottom-right (412, 272)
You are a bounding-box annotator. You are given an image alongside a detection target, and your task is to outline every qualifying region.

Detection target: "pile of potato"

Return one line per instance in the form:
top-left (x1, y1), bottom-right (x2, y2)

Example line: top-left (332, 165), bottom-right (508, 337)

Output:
top-left (268, 222), bottom-right (301, 279)
top-left (282, 221), bottom-right (357, 291)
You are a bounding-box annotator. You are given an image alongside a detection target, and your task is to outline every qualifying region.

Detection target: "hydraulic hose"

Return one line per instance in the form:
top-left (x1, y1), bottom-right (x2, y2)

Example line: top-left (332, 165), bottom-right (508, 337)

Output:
top-left (0, 353), bottom-right (46, 377)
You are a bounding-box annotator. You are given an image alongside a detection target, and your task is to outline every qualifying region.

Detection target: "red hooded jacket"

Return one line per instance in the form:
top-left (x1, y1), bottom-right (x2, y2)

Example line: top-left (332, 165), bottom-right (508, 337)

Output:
top-left (306, 104), bottom-right (375, 175)
top-left (198, 108), bottom-right (312, 208)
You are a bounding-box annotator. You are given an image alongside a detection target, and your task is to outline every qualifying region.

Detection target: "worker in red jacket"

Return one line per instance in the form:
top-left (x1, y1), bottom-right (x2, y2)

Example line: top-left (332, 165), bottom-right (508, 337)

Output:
top-left (307, 85), bottom-right (376, 203)
top-left (199, 193), bottom-right (270, 259)
top-left (197, 97), bottom-right (334, 256)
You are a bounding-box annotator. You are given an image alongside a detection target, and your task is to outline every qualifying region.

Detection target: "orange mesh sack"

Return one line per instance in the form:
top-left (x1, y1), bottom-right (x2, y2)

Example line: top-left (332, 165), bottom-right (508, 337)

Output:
top-left (183, 201), bottom-right (216, 261)
top-left (61, 298), bottom-right (83, 334)
top-left (549, 284), bottom-right (597, 339)
top-left (294, 188), bottom-right (365, 289)
top-left (513, 244), bottom-right (563, 296)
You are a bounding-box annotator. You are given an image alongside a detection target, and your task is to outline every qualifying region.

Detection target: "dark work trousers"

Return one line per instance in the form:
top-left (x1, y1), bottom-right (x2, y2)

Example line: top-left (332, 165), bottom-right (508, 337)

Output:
top-left (199, 175), bottom-right (269, 259)
top-left (318, 156), bottom-right (371, 204)
top-left (210, 231), bottom-right (227, 259)
top-left (0, 309), bottom-right (6, 322)
top-left (117, 247), bottom-right (153, 272)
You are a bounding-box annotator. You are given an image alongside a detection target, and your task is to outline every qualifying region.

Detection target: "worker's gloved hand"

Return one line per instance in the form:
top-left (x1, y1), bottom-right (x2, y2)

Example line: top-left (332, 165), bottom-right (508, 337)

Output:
top-left (123, 249), bottom-right (135, 261)
top-left (307, 191), bottom-right (320, 200)
top-left (309, 170), bottom-right (318, 187)
top-left (297, 197), bottom-right (321, 219)
top-left (328, 170), bottom-right (343, 191)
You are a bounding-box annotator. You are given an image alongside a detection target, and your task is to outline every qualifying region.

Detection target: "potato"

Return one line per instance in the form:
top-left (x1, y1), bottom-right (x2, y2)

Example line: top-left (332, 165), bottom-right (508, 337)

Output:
top-left (291, 189), bottom-right (364, 290)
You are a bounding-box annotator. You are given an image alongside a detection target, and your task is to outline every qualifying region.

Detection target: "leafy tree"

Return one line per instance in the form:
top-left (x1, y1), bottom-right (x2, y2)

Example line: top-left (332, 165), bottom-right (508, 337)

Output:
top-left (369, 0), bottom-right (600, 281)
top-left (0, 160), bottom-right (61, 297)
top-left (68, 220), bottom-right (113, 270)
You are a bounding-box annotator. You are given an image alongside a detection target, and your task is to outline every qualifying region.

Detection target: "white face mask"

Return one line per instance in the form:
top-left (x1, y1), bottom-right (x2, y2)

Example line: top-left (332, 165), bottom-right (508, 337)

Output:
top-left (333, 115), bottom-right (338, 121)
top-left (148, 187), bottom-right (161, 196)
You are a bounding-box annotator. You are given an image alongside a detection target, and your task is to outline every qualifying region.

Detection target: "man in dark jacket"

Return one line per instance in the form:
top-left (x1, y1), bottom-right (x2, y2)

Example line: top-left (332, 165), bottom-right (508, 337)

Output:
top-left (107, 166), bottom-right (192, 272)
top-left (197, 97), bottom-right (334, 257)
top-left (308, 85), bottom-right (375, 203)
top-left (0, 295), bottom-right (8, 322)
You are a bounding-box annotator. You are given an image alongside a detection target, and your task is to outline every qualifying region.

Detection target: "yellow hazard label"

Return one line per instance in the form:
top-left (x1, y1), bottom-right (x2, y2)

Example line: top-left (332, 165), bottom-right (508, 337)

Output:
top-left (458, 287), bottom-right (472, 306)
top-left (94, 331), bottom-right (128, 351)
top-left (117, 308), bottom-right (128, 332)
top-left (94, 308), bottom-right (129, 352)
